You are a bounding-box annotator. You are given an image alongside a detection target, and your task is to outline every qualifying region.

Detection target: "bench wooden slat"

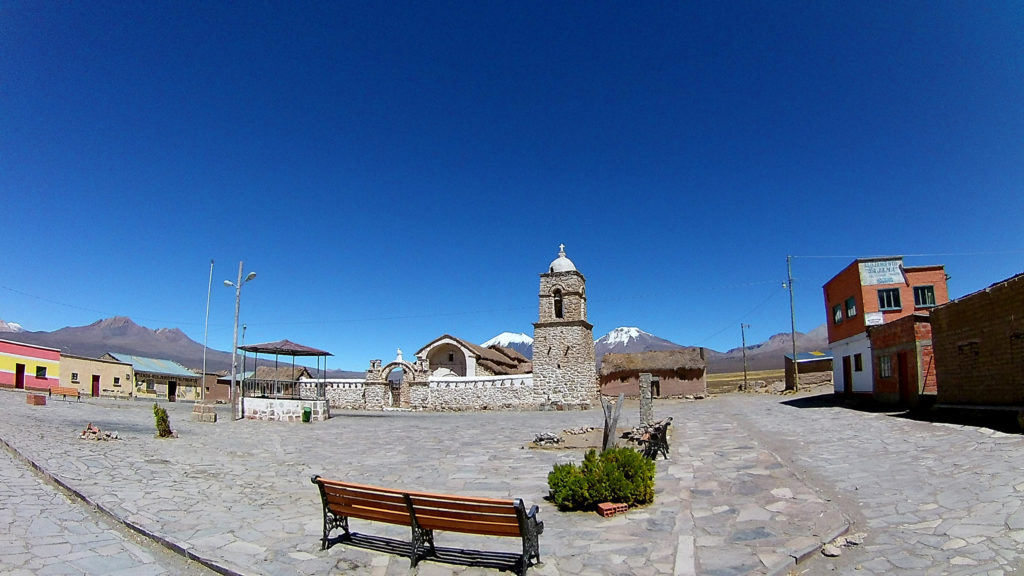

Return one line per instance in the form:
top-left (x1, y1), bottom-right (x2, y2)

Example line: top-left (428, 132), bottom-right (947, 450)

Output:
top-left (414, 514), bottom-right (523, 536)
top-left (328, 504), bottom-right (411, 526)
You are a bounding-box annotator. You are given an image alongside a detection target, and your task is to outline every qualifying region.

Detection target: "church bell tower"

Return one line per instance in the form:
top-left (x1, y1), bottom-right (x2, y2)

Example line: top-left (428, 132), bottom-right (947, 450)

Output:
top-left (532, 245), bottom-right (597, 408)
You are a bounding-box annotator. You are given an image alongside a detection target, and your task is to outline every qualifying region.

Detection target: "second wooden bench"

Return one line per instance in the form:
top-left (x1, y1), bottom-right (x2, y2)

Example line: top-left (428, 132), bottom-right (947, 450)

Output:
top-left (311, 475), bottom-right (543, 575)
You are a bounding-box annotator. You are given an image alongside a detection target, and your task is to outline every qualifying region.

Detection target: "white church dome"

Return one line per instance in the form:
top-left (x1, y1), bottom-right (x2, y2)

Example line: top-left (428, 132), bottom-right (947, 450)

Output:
top-left (549, 244), bottom-right (577, 273)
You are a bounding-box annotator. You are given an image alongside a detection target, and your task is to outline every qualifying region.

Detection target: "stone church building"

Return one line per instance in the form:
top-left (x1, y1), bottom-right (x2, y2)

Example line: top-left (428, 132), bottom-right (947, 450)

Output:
top-left (321, 246), bottom-right (598, 411)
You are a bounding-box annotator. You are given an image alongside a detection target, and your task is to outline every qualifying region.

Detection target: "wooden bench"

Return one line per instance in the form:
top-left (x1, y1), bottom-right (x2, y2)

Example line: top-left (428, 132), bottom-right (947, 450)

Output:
top-left (49, 387), bottom-right (81, 401)
top-left (311, 476), bottom-right (543, 575)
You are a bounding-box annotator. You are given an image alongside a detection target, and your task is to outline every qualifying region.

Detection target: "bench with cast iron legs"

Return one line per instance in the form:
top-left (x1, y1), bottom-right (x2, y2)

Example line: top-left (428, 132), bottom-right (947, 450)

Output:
top-left (310, 475), bottom-right (543, 575)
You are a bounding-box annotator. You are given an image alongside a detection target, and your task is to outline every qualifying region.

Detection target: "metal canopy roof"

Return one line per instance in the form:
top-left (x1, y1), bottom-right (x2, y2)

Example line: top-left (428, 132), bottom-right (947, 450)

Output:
top-left (238, 339), bottom-right (332, 357)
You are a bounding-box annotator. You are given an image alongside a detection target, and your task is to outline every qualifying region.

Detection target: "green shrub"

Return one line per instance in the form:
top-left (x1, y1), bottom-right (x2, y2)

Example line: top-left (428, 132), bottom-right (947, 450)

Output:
top-left (153, 403), bottom-right (173, 438)
top-left (547, 447), bottom-right (655, 511)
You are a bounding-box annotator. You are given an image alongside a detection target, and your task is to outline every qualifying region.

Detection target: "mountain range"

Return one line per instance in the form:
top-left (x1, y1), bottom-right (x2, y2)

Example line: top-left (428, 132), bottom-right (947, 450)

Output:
top-left (0, 317), bottom-right (828, 375)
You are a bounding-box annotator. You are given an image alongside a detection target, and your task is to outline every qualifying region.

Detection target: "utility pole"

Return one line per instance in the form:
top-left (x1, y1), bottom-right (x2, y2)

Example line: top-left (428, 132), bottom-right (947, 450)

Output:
top-left (741, 323), bottom-right (750, 391)
top-left (786, 255), bottom-right (799, 392)
top-left (201, 260), bottom-right (213, 403)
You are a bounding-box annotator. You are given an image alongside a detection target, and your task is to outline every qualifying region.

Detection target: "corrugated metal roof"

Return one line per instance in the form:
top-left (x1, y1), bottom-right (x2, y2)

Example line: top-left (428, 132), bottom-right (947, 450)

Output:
top-left (105, 353), bottom-right (198, 378)
top-left (784, 350), bottom-right (833, 362)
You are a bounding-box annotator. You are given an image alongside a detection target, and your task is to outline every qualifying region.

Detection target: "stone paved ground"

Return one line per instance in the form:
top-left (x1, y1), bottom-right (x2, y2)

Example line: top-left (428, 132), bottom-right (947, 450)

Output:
top-left (1, 391), bottom-right (1022, 575)
top-left (0, 439), bottom-right (212, 576)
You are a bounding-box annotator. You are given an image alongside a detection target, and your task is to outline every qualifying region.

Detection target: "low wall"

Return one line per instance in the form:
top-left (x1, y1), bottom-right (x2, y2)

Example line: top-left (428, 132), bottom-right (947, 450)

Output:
top-left (242, 397), bottom-right (329, 422)
top-left (421, 374), bottom-right (535, 411)
top-left (314, 376), bottom-right (538, 411)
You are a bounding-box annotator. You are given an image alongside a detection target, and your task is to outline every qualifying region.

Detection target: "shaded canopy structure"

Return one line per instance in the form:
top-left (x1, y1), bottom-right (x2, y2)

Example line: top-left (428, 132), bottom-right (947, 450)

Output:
top-left (239, 339), bottom-right (332, 357)
top-left (237, 339), bottom-right (333, 399)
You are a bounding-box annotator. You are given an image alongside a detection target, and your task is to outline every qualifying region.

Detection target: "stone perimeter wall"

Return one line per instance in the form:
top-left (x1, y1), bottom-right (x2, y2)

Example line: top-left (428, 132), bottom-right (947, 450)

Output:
top-left (317, 375), bottom-right (538, 411)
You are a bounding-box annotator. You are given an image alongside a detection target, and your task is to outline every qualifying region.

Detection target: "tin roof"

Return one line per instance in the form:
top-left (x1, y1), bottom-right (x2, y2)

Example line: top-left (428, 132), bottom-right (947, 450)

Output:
top-left (104, 353), bottom-right (198, 378)
top-left (784, 350), bottom-right (833, 362)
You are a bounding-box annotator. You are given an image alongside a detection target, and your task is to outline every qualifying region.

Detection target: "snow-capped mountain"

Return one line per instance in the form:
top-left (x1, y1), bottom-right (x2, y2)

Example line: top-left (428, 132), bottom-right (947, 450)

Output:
top-left (594, 327), bottom-right (685, 360)
top-left (482, 332), bottom-right (533, 358)
top-left (0, 319), bottom-right (25, 332)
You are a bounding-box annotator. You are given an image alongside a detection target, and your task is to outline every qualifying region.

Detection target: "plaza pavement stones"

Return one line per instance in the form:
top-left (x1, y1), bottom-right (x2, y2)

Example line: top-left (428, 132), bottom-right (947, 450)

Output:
top-left (0, 392), bottom-right (881, 575)
top-left (0, 436), bottom-right (213, 576)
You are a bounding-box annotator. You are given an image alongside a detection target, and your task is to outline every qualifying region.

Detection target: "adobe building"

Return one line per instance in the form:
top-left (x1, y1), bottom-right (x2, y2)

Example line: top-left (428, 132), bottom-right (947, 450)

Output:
top-left (931, 272), bottom-right (1024, 408)
top-left (60, 354), bottom-right (134, 399)
top-left (532, 245), bottom-right (598, 409)
top-left (866, 314), bottom-right (936, 407)
top-left (823, 257), bottom-right (948, 398)
top-left (599, 348), bottom-right (707, 398)
top-left (0, 339), bottom-right (60, 391)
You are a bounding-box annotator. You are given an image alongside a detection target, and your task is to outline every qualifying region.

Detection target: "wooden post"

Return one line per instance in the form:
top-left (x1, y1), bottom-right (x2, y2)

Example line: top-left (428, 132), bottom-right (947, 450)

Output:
top-left (601, 392), bottom-right (624, 451)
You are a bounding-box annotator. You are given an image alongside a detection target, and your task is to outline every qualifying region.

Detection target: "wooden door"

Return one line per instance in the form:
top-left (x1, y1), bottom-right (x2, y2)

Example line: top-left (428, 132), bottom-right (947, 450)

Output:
top-left (842, 356), bottom-right (853, 395)
top-left (91, 375), bottom-right (100, 397)
top-left (15, 364), bottom-right (25, 389)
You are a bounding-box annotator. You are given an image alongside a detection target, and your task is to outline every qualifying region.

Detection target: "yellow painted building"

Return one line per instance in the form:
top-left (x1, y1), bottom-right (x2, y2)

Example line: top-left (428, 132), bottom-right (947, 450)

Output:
top-left (60, 355), bottom-right (134, 398)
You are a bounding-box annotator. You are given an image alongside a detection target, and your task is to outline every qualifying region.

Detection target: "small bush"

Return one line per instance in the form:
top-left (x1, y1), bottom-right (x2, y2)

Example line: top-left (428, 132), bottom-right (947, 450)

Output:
top-left (547, 447), bottom-right (655, 511)
top-left (153, 403), bottom-right (173, 438)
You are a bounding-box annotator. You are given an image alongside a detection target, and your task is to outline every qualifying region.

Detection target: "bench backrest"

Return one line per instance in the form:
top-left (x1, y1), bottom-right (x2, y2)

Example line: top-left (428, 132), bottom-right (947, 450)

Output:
top-left (316, 479), bottom-right (413, 527)
top-left (313, 477), bottom-right (522, 537)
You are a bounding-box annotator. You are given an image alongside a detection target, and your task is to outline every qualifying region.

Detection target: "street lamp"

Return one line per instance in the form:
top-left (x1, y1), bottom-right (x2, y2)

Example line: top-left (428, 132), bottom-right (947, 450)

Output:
top-left (224, 261), bottom-right (256, 420)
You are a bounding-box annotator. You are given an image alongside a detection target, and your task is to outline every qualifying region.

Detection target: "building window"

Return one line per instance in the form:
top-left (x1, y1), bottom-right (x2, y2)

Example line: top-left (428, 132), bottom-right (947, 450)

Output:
top-left (854, 353), bottom-right (863, 372)
top-left (113, 377), bottom-right (121, 386)
top-left (553, 289), bottom-right (564, 319)
top-left (845, 297), bottom-right (857, 318)
top-left (146, 378), bottom-right (155, 391)
top-left (832, 304), bottom-right (843, 325)
top-left (879, 355), bottom-right (892, 378)
top-left (71, 372), bottom-right (79, 382)
top-left (914, 285), bottom-right (936, 308)
top-left (448, 352), bottom-right (454, 362)
top-left (35, 366), bottom-right (47, 379)
top-left (878, 288), bottom-right (902, 311)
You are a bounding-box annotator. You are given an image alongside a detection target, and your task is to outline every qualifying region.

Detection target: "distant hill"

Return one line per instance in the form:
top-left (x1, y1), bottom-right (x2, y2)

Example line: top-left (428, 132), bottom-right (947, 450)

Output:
top-left (0, 317), bottom-right (363, 378)
top-left (703, 324), bottom-right (829, 373)
top-left (592, 325), bottom-right (828, 373)
top-left (0, 318), bottom-right (25, 332)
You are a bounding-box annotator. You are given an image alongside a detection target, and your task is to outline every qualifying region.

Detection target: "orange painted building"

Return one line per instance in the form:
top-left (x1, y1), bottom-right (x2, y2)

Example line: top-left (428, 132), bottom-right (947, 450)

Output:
top-left (822, 257), bottom-right (948, 397)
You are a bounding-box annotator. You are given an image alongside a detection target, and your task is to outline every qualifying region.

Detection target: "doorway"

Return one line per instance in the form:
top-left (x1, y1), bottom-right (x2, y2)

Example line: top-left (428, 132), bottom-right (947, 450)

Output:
top-left (842, 356), bottom-right (853, 395)
top-left (897, 352), bottom-right (912, 406)
top-left (167, 381), bottom-right (177, 402)
top-left (15, 363), bottom-right (25, 389)
top-left (91, 375), bottom-right (100, 397)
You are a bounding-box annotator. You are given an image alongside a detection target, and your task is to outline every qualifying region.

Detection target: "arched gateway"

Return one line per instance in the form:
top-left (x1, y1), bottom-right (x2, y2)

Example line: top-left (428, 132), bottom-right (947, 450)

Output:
top-left (363, 354), bottom-right (430, 409)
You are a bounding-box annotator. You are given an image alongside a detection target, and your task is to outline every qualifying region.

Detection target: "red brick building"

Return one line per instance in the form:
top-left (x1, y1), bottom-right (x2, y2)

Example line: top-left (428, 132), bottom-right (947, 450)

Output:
top-left (867, 314), bottom-right (936, 407)
top-left (931, 272), bottom-right (1024, 407)
top-left (823, 257), bottom-right (949, 398)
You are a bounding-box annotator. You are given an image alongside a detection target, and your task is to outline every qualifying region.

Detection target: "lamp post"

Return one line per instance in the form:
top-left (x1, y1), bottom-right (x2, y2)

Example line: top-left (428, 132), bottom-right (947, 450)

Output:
top-left (224, 261), bottom-right (256, 421)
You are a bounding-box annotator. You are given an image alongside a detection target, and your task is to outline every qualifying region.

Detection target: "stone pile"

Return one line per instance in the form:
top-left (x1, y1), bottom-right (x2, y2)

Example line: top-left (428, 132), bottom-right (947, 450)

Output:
top-left (563, 426), bottom-right (595, 435)
top-left (532, 432), bottom-right (562, 446)
top-left (80, 423), bottom-right (119, 441)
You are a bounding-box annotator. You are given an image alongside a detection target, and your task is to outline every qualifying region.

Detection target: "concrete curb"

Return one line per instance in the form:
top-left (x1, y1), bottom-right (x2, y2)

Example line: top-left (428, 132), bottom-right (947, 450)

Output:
top-left (764, 522), bottom-right (852, 576)
top-left (0, 435), bottom-right (243, 576)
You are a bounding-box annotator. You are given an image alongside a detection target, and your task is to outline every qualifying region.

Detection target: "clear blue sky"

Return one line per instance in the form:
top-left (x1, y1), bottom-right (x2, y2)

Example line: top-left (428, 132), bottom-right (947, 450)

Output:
top-left (3, 2), bottom-right (1023, 370)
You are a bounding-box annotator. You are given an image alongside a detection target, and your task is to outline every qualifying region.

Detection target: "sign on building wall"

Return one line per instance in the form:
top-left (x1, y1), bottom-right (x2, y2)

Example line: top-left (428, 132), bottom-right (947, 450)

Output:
top-left (859, 259), bottom-right (904, 286)
top-left (865, 312), bottom-right (885, 326)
